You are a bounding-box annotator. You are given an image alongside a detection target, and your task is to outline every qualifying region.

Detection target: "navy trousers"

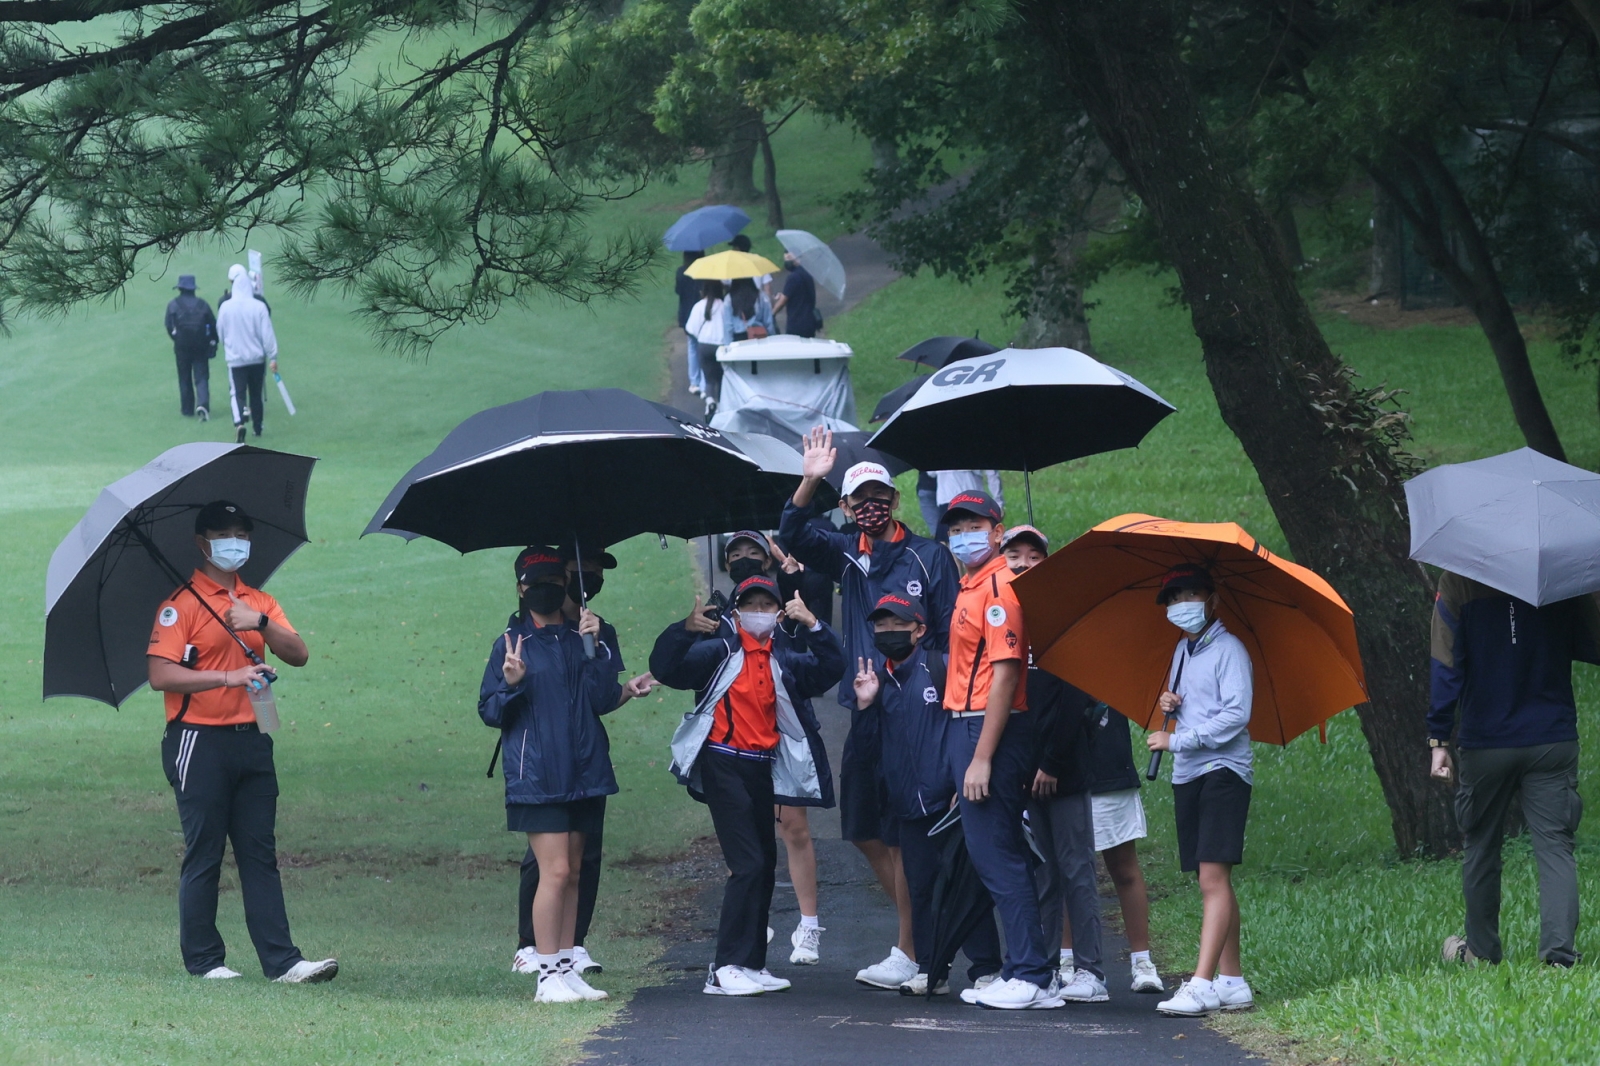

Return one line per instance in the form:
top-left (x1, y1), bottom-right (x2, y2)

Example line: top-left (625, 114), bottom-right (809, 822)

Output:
top-left (699, 748), bottom-right (777, 971)
top-left (898, 809), bottom-right (1003, 981)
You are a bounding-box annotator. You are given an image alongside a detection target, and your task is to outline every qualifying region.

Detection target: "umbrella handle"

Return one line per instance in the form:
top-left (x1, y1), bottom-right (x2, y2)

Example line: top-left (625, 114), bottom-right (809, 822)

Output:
top-left (1145, 711), bottom-right (1176, 781)
top-left (572, 535), bottom-right (597, 659)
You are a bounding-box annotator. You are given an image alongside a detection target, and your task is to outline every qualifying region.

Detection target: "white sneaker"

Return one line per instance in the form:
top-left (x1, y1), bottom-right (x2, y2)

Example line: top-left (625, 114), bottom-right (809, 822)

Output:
top-left (561, 968), bottom-right (609, 1001)
top-left (898, 972), bottom-right (949, 996)
top-left (704, 964), bottom-right (765, 996)
top-left (511, 947), bottom-right (538, 974)
top-left (958, 973), bottom-right (1002, 1004)
top-left (571, 946), bottom-right (602, 974)
top-left (766, 926), bottom-right (774, 944)
top-left (1214, 978), bottom-right (1255, 1012)
top-left (975, 976), bottom-right (1065, 1010)
top-left (749, 968), bottom-right (792, 992)
top-left (274, 958), bottom-right (338, 984)
top-left (1059, 968), bottom-right (1110, 1003)
top-left (1131, 956), bottom-right (1164, 993)
top-left (789, 923), bottom-right (823, 965)
top-left (855, 946), bottom-right (918, 989)
top-left (1157, 977), bottom-right (1221, 1016)
top-left (535, 971), bottom-right (583, 1003)
top-left (1058, 956), bottom-right (1075, 984)
top-left (201, 966), bottom-right (242, 979)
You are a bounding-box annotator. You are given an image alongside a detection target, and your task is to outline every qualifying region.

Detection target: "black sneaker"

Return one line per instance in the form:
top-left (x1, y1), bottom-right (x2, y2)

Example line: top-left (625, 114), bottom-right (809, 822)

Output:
top-left (235, 426), bottom-right (246, 444)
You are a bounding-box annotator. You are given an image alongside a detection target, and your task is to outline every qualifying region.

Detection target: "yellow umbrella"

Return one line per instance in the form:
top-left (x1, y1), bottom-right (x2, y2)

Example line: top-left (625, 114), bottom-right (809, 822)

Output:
top-left (684, 250), bottom-right (780, 280)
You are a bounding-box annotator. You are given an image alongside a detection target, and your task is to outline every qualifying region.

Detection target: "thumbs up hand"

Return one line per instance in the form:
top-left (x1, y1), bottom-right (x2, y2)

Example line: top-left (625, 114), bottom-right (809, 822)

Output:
top-left (226, 591), bottom-right (264, 632)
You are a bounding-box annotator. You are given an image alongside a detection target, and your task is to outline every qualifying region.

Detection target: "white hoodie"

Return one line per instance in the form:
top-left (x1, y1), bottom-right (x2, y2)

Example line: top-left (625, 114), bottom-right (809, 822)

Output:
top-left (216, 264), bottom-right (277, 367)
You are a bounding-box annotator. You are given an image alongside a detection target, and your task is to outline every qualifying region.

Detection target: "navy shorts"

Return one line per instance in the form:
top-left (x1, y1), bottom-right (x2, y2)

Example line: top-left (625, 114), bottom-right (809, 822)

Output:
top-left (1172, 768), bottom-right (1251, 872)
top-left (507, 796), bottom-right (607, 835)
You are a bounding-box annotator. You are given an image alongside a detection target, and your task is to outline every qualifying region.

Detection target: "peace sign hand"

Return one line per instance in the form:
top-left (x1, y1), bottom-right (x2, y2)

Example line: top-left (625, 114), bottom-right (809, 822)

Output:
top-left (852, 656), bottom-right (880, 709)
top-left (503, 632), bottom-right (527, 686)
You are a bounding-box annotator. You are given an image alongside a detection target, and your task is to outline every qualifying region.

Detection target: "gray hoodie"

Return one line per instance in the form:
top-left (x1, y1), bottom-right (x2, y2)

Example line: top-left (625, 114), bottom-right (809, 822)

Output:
top-left (1165, 619), bottom-right (1254, 785)
top-left (216, 266), bottom-right (277, 368)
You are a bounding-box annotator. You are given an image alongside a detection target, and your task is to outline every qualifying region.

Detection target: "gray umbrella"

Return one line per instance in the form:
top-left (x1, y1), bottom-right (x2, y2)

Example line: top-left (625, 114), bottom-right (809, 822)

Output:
top-left (1405, 447), bottom-right (1600, 606)
top-left (44, 443), bottom-right (317, 706)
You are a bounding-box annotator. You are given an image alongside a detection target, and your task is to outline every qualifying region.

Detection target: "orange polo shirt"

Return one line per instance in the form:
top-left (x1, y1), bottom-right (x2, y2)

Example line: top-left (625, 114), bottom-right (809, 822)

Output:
top-left (714, 628), bottom-right (781, 752)
top-left (147, 569), bottom-right (294, 726)
top-left (945, 554), bottom-right (1028, 713)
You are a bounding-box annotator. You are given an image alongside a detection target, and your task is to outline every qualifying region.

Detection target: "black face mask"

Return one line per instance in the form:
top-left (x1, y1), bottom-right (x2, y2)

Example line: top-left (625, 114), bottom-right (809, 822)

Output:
top-left (521, 582), bottom-right (566, 617)
top-left (567, 573), bottom-right (603, 603)
top-left (852, 498), bottom-right (893, 538)
top-left (1010, 566), bottom-right (1030, 578)
top-left (727, 557), bottom-right (767, 586)
top-left (873, 630), bottom-right (917, 663)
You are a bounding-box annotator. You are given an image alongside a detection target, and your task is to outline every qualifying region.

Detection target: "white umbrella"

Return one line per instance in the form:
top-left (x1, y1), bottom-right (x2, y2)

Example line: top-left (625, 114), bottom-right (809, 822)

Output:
top-left (775, 229), bottom-right (847, 300)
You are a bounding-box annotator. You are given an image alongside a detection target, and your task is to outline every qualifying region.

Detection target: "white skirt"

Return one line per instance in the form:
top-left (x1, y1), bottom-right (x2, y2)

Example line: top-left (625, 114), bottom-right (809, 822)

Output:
top-left (1091, 788), bottom-right (1147, 852)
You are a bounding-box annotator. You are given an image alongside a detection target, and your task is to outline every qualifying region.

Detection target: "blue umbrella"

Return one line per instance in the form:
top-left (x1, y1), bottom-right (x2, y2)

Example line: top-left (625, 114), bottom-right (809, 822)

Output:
top-left (663, 205), bottom-right (750, 252)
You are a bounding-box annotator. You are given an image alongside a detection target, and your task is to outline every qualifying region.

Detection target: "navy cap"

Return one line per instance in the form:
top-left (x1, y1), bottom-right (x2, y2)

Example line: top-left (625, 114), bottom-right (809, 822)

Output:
top-left (194, 500), bottom-right (252, 535)
top-left (725, 530), bottom-right (771, 557)
top-left (868, 592), bottom-right (925, 625)
top-left (558, 544), bottom-right (618, 569)
top-left (1157, 563), bottom-right (1214, 604)
top-left (174, 274), bottom-right (197, 291)
top-left (733, 575), bottom-right (782, 604)
top-left (516, 546), bottom-right (566, 583)
top-left (943, 489), bottom-right (1003, 524)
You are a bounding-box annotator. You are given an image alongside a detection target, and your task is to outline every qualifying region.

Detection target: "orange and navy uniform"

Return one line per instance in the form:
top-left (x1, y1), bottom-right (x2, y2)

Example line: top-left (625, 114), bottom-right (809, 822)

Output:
top-left (147, 569), bottom-right (294, 726)
top-left (710, 628), bottom-right (781, 753)
top-left (944, 554), bottom-right (1028, 713)
top-left (857, 521), bottom-right (907, 555)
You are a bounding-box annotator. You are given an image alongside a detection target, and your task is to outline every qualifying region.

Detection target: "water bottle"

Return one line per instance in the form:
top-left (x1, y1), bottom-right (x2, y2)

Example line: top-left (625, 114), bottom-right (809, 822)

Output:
top-left (247, 676), bottom-right (281, 734)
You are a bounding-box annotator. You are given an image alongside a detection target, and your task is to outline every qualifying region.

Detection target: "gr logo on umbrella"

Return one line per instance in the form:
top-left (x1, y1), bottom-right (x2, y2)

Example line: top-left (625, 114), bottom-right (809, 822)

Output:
top-left (931, 359), bottom-right (1007, 387)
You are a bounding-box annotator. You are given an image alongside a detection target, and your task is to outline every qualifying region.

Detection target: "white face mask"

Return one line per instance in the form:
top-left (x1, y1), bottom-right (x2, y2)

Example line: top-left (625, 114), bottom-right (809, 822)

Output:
top-left (737, 611), bottom-right (779, 639)
top-left (1166, 600), bottom-right (1208, 634)
top-left (207, 536), bottom-right (251, 573)
top-left (948, 530), bottom-right (994, 567)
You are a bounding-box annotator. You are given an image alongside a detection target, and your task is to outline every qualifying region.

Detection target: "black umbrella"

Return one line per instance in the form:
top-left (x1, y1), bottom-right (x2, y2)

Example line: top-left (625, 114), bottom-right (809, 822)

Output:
top-left (44, 443), bottom-right (316, 707)
top-left (923, 807), bottom-right (998, 998)
top-left (808, 431), bottom-right (912, 492)
top-left (896, 335), bottom-right (1000, 370)
top-left (869, 376), bottom-right (929, 424)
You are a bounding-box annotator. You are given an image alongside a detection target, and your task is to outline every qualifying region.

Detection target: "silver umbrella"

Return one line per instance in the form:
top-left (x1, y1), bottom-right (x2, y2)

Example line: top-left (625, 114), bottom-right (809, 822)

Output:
top-left (775, 229), bottom-right (846, 300)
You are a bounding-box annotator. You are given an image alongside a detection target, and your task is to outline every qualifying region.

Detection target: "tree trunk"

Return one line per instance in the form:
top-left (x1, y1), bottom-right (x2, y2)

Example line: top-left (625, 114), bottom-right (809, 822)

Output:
top-left (1274, 201), bottom-right (1305, 269)
top-left (758, 122), bottom-right (785, 229)
top-left (1020, 0), bottom-right (1458, 857)
top-left (705, 107), bottom-right (760, 203)
top-left (1369, 183), bottom-right (1404, 299)
top-left (1012, 228), bottom-right (1095, 353)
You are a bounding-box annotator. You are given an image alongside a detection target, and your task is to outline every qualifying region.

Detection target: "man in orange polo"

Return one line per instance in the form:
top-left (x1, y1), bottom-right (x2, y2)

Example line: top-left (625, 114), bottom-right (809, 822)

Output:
top-left (146, 500), bottom-right (337, 983)
top-left (941, 489), bottom-right (1060, 1010)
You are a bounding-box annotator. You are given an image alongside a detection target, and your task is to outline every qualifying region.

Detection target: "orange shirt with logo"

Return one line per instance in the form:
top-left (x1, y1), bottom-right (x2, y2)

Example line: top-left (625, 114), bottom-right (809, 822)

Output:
top-left (715, 628), bottom-right (781, 751)
top-left (147, 569), bottom-right (294, 726)
top-left (944, 554), bottom-right (1028, 713)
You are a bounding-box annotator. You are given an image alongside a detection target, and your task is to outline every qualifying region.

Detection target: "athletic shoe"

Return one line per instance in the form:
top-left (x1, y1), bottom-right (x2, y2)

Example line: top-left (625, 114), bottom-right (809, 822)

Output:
top-left (235, 426), bottom-right (246, 443)
top-left (1156, 977), bottom-right (1220, 1017)
top-left (274, 958), bottom-right (338, 984)
top-left (511, 947), bottom-right (538, 974)
top-left (1057, 958), bottom-right (1075, 984)
top-left (1443, 934), bottom-right (1482, 966)
top-left (571, 946), bottom-right (602, 975)
top-left (975, 976), bottom-right (1065, 1010)
top-left (789, 923), bottom-right (823, 965)
top-left (958, 973), bottom-right (1002, 1004)
top-left (898, 973), bottom-right (949, 996)
top-left (201, 966), bottom-right (242, 979)
top-left (1059, 968), bottom-right (1110, 1003)
top-left (561, 969), bottom-right (609, 1001)
top-left (766, 926), bottom-right (774, 944)
top-left (689, 386), bottom-right (702, 397)
top-left (535, 971), bottom-right (582, 1003)
top-left (855, 946), bottom-right (918, 989)
top-left (1214, 979), bottom-right (1254, 1012)
top-left (195, 406), bottom-right (209, 422)
top-left (1131, 956), bottom-right (1164, 992)
top-left (704, 964), bottom-right (765, 996)
top-left (253, 426), bottom-right (262, 437)
top-left (749, 968), bottom-right (792, 992)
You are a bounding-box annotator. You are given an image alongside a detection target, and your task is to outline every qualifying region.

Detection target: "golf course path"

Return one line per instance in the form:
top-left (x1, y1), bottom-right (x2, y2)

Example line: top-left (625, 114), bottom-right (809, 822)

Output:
top-left (583, 839), bottom-right (1252, 1066)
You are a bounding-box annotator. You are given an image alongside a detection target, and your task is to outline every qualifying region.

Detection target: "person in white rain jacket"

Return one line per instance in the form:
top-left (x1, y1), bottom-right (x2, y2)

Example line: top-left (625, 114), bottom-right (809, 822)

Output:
top-left (216, 264), bottom-right (278, 443)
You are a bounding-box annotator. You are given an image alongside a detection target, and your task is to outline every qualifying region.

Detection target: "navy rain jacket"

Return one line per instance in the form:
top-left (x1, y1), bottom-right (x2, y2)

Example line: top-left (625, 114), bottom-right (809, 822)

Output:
top-left (479, 612), bottom-right (624, 806)
top-left (870, 643), bottom-right (954, 821)
top-left (650, 618), bottom-right (842, 807)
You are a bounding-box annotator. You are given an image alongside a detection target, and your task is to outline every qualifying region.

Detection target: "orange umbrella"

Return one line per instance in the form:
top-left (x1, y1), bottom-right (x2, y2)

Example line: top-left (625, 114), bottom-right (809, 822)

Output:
top-left (1010, 514), bottom-right (1367, 745)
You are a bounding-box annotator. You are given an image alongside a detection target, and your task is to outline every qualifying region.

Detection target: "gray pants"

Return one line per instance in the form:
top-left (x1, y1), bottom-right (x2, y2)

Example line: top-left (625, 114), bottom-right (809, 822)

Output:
top-left (1028, 790), bottom-right (1102, 979)
top-left (1456, 741), bottom-right (1582, 965)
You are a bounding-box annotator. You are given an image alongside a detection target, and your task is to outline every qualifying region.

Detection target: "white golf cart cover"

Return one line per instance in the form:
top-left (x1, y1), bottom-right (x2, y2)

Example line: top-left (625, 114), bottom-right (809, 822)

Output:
top-left (710, 336), bottom-right (857, 444)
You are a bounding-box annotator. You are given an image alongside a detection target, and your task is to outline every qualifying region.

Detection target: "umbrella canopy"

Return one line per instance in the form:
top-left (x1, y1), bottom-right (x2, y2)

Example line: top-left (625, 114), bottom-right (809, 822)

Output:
top-left (44, 443), bottom-right (317, 707)
top-left (684, 249), bottom-right (780, 280)
top-left (1011, 514), bottom-right (1367, 746)
top-left (807, 431), bottom-right (911, 493)
top-left (663, 204), bottom-right (749, 252)
top-left (896, 335), bottom-right (1000, 370)
top-left (867, 346), bottom-right (1175, 472)
top-left (774, 229), bottom-right (846, 299)
top-left (1406, 447), bottom-right (1600, 606)
top-left (869, 376), bottom-right (929, 424)
top-left (366, 389), bottom-right (821, 553)
top-left (922, 809), bottom-right (995, 996)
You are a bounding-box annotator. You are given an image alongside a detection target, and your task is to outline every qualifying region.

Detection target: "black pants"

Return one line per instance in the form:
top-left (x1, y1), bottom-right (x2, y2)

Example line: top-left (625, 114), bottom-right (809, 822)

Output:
top-left (518, 797), bottom-right (606, 949)
top-left (161, 723), bottom-right (302, 978)
top-left (899, 810), bottom-right (1002, 981)
top-left (175, 349), bottom-right (211, 416)
top-left (230, 363), bottom-right (266, 432)
top-left (700, 748), bottom-right (776, 970)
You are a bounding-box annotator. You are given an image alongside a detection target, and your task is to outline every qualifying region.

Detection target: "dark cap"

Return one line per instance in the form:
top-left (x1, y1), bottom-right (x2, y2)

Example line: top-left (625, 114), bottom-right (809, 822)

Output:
top-left (1001, 524), bottom-right (1049, 554)
top-left (730, 234), bottom-right (753, 252)
top-left (725, 530), bottom-right (771, 558)
top-left (174, 274), bottom-right (197, 291)
top-left (943, 490), bottom-right (1003, 524)
top-left (1157, 563), bottom-right (1215, 604)
top-left (516, 546), bottom-right (566, 583)
top-left (194, 500), bottom-right (252, 535)
top-left (733, 575), bottom-right (782, 604)
top-left (558, 544), bottom-right (618, 569)
top-left (868, 592), bottom-right (925, 625)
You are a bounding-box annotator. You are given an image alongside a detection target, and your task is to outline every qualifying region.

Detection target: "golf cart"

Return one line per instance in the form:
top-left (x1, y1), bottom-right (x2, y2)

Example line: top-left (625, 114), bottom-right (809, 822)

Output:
top-left (709, 335), bottom-right (857, 446)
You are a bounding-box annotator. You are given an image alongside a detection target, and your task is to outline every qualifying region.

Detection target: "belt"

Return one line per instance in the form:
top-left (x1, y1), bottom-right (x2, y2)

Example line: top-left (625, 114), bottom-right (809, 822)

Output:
top-left (949, 709), bottom-right (1022, 719)
top-left (168, 721), bottom-right (260, 733)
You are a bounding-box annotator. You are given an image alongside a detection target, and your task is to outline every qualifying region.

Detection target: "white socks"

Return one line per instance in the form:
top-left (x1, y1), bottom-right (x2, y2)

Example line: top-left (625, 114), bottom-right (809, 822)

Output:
top-left (1130, 950), bottom-right (1151, 965)
top-left (536, 952), bottom-right (560, 978)
top-left (1215, 974), bottom-right (1247, 989)
top-left (799, 914), bottom-right (820, 930)
top-left (1059, 949), bottom-right (1074, 965)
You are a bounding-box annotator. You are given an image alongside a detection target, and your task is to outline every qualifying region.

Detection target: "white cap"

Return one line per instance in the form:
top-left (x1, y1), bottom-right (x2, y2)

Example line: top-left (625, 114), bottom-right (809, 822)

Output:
top-left (841, 461), bottom-right (895, 498)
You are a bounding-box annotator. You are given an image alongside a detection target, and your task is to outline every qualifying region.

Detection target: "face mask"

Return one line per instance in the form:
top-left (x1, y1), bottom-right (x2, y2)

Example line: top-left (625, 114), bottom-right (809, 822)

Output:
top-left (873, 630), bottom-right (916, 662)
top-left (948, 530), bottom-right (994, 567)
top-left (727, 557), bottom-right (767, 586)
top-left (1166, 600), bottom-right (1209, 634)
top-left (1010, 565), bottom-right (1029, 578)
top-left (522, 582), bottom-right (566, 617)
top-left (737, 610), bottom-right (779, 639)
top-left (566, 573), bottom-right (603, 603)
top-left (851, 498), bottom-right (893, 538)
top-left (207, 537), bottom-right (251, 572)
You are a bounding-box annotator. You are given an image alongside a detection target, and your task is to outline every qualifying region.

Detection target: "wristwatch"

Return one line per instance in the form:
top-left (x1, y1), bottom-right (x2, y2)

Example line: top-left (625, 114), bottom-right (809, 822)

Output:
top-left (1428, 737), bottom-right (1448, 748)
top-left (257, 612), bottom-right (269, 631)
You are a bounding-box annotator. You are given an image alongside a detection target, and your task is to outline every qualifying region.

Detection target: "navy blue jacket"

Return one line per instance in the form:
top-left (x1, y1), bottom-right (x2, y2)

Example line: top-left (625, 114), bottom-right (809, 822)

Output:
top-left (1029, 666), bottom-right (1094, 796)
top-left (650, 618), bottom-right (842, 807)
top-left (1085, 705), bottom-right (1141, 795)
top-left (1429, 572), bottom-right (1600, 749)
top-left (871, 643), bottom-right (953, 820)
top-left (479, 613), bottom-right (623, 806)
